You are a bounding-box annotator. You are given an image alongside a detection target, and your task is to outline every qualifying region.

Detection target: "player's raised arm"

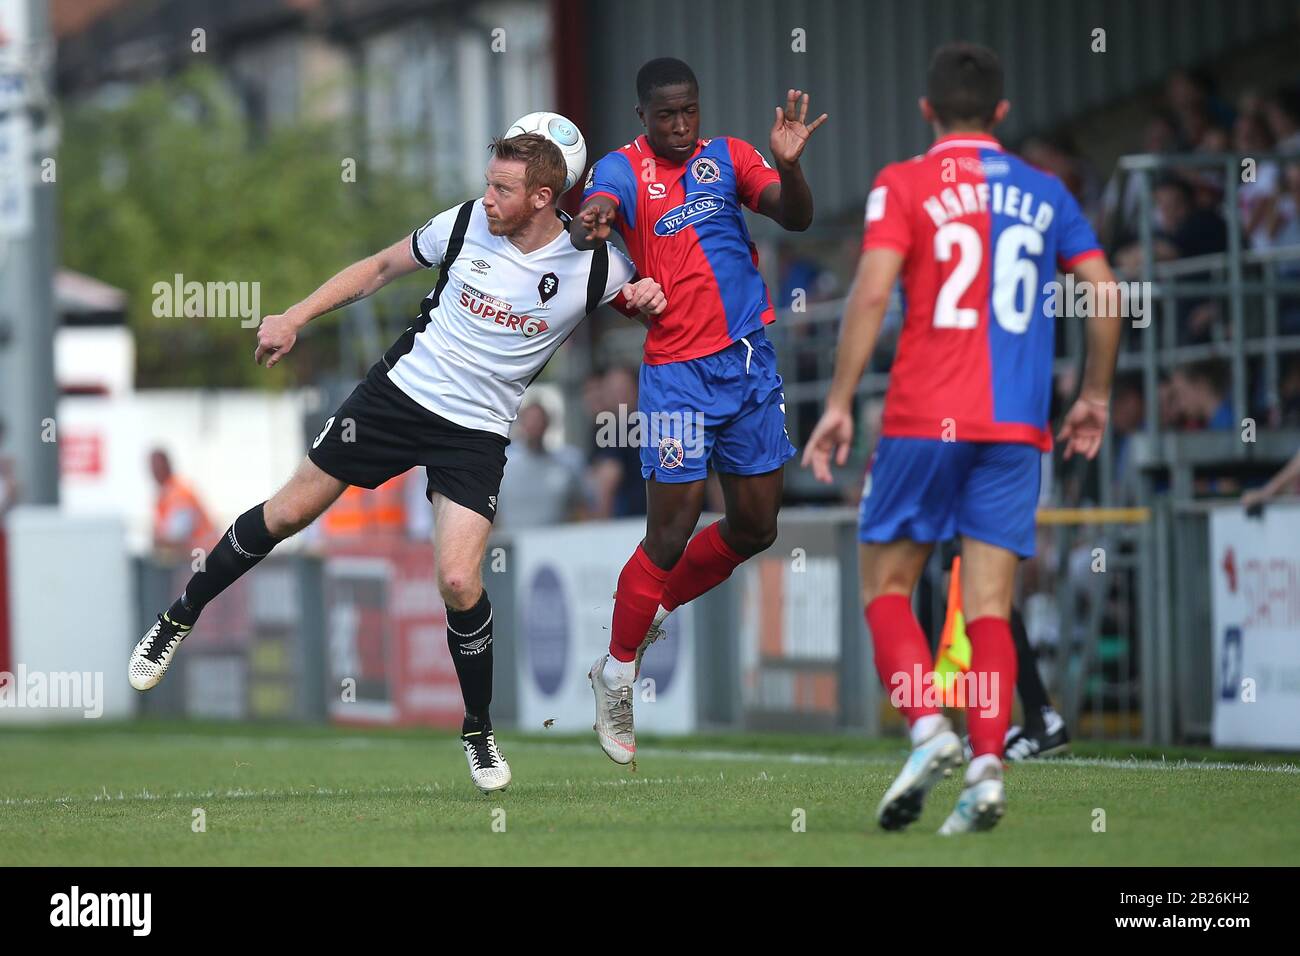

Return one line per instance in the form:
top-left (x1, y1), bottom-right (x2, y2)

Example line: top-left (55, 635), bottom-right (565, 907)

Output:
top-left (568, 194), bottom-right (618, 251)
top-left (801, 247), bottom-right (903, 483)
top-left (755, 89), bottom-right (827, 232)
top-left (1056, 254), bottom-right (1122, 461)
top-left (255, 235), bottom-right (422, 368)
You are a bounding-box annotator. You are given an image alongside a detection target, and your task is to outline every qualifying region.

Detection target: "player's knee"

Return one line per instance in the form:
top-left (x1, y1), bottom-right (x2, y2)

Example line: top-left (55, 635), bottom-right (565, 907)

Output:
top-left (862, 583), bottom-right (916, 610)
top-left (729, 521), bottom-right (778, 557)
top-left (263, 499), bottom-right (312, 538)
top-left (964, 590), bottom-right (1012, 621)
top-left (861, 572), bottom-right (910, 607)
top-left (437, 564), bottom-right (482, 608)
top-left (644, 526), bottom-right (692, 568)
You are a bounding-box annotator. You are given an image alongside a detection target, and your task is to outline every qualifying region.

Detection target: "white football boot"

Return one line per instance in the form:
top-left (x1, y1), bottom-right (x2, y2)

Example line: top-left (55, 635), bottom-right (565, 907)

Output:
top-left (589, 654), bottom-right (636, 764)
top-left (128, 613), bottom-right (193, 691)
top-left (876, 716), bottom-right (963, 830)
top-left (938, 759), bottom-right (1006, 835)
top-left (461, 723), bottom-right (511, 793)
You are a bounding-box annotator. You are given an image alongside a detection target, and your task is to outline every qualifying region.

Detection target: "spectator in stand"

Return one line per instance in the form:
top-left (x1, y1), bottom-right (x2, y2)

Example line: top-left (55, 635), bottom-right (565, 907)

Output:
top-left (1179, 106), bottom-right (1218, 156)
top-left (1237, 88), bottom-right (1267, 123)
top-left (496, 401), bottom-right (586, 529)
top-left (776, 241), bottom-right (838, 309)
top-left (1263, 89), bottom-right (1300, 154)
top-left (1187, 123), bottom-right (1230, 207)
top-left (1278, 358), bottom-right (1300, 426)
top-left (777, 237), bottom-right (846, 447)
top-left (1100, 111), bottom-right (1181, 250)
top-left (1116, 171), bottom-right (1223, 273)
top-left (1166, 69), bottom-right (1236, 144)
top-left (1150, 175), bottom-right (1228, 260)
top-left (1116, 176), bottom-right (1228, 341)
top-left (1020, 133), bottom-right (1102, 224)
top-left (1169, 362), bottom-right (1235, 431)
top-left (1254, 159), bottom-right (1300, 248)
top-left (1235, 110), bottom-right (1280, 248)
top-left (1109, 375), bottom-right (1145, 499)
top-left (1254, 160), bottom-right (1300, 333)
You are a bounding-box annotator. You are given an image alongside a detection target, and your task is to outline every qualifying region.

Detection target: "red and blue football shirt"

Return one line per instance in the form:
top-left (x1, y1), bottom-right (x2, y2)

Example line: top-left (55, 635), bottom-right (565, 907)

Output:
top-left (863, 132), bottom-right (1102, 450)
top-left (583, 135), bottom-right (781, 365)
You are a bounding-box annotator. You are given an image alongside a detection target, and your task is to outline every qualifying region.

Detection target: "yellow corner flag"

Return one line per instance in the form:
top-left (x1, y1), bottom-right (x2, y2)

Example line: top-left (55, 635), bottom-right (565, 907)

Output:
top-left (933, 555), bottom-right (972, 708)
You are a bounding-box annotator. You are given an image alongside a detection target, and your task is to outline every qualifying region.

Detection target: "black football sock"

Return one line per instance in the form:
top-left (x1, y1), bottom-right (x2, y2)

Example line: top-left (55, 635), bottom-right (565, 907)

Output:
top-left (462, 712), bottom-right (491, 735)
top-left (447, 589), bottom-right (493, 724)
top-left (167, 503), bottom-right (281, 627)
top-left (1011, 606), bottom-right (1051, 734)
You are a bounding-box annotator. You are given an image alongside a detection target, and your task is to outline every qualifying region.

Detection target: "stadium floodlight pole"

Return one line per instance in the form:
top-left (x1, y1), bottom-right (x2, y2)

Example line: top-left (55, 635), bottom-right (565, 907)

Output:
top-left (0, 0), bottom-right (58, 506)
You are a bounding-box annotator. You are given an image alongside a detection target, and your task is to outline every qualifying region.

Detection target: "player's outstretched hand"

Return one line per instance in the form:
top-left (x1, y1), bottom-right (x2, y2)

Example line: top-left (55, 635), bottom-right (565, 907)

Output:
top-left (577, 203), bottom-right (614, 243)
top-left (1057, 397), bottom-right (1108, 460)
top-left (801, 403), bottom-right (853, 484)
top-left (770, 89), bottom-right (828, 168)
top-left (255, 312), bottom-right (299, 368)
top-left (622, 278), bottom-right (667, 317)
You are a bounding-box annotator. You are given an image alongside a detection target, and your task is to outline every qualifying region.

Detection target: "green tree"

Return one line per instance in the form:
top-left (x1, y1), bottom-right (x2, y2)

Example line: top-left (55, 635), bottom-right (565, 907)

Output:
top-left (59, 66), bottom-right (447, 389)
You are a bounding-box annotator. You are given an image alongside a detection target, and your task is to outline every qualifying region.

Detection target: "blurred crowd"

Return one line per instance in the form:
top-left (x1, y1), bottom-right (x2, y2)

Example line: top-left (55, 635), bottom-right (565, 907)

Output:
top-left (770, 66), bottom-right (1300, 508)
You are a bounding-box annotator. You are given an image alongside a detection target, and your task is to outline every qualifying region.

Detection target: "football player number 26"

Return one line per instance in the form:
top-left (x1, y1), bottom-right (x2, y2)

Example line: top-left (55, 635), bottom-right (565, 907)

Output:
top-left (932, 222), bottom-right (1043, 333)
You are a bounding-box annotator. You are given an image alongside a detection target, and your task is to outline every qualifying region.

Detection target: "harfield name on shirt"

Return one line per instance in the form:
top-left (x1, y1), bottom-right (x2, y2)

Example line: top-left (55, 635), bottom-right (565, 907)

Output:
top-left (654, 192), bottom-right (725, 236)
top-left (922, 182), bottom-right (1056, 234)
top-left (460, 285), bottom-right (549, 337)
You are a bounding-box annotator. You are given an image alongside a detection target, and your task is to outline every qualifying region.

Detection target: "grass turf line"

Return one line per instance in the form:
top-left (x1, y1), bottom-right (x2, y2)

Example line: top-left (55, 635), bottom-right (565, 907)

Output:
top-left (1, 721), bottom-right (1295, 866)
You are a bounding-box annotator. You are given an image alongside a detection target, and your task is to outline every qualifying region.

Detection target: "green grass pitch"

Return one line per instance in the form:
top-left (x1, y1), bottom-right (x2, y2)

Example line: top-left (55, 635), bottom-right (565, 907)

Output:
top-left (2, 720), bottom-right (1296, 866)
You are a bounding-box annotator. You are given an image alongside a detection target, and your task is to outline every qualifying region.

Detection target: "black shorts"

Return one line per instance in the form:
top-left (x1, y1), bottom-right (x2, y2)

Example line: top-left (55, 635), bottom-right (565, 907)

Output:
top-left (308, 362), bottom-right (509, 522)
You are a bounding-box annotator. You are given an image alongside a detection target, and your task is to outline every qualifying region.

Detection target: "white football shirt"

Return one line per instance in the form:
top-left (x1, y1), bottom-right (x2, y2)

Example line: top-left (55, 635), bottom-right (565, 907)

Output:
top-left (386, 202), bottom-right (634, 436)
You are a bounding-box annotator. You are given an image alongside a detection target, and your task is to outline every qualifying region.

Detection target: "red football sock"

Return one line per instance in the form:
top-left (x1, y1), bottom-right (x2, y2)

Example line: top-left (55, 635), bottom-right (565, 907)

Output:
top-left (965, 616), bottom-right (1018, 759)
top-left (610, 545), bottom-right (671, 662)
top-left (865, 594), bottom-right (940, 725)
top-left (661, 521), bottom-right (745, 611)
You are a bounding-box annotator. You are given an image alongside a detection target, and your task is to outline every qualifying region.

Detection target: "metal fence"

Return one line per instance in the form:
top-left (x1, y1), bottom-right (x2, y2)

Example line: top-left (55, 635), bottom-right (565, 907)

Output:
top-left (126, 497), bottom-right (1250, 748)
top-left (1118, 152), bottom-right (1300, 453)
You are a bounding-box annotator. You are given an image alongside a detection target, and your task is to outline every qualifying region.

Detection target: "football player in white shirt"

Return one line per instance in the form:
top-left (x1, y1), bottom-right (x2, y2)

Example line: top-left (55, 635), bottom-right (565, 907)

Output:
top-left (129, 133), bottom-right (666, 793)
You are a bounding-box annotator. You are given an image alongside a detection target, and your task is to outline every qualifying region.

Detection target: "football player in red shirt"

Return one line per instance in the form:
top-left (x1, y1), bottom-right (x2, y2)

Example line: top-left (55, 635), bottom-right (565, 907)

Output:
top-left (571, 58), bottom-right (826, 764)
top-left (804, 42), bottom-right (1120, 833)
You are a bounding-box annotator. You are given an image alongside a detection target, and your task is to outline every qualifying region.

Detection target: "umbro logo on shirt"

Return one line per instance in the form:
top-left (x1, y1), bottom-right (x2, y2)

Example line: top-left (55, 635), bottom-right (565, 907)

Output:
top-left (471, 259), bottom-right (492, 275)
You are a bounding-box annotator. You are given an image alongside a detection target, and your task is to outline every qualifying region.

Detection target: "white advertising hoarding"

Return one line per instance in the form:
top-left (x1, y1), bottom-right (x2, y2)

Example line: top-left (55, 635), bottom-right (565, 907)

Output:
top-left (57, 389), bottom-right (317, 553)
top-left (514, 519), bottom-right (696, 735)
top-left (2, 508), bottom-right (134, 723)
top-left (1209, 504), bottom-right (1300, 750)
